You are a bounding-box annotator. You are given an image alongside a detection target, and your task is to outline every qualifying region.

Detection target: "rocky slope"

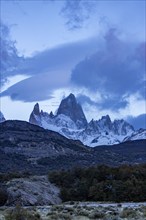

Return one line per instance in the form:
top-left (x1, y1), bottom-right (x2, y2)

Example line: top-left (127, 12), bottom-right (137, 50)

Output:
top-left (6, 176), bottom-right (61, 206)
top-left (0, 120), bottom-right (146, 174)
top-left (29, 93), bottom-right (144, 147)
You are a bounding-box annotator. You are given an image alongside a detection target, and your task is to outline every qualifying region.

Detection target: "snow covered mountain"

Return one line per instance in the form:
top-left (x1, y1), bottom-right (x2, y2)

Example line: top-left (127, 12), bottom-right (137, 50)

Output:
top-left (123, 128), bottom-right (146, 142)
top-left (29, 93), bottom-right (145, 147)
top-left (79, 116), bottom-right (135, 146)
top-left (0, 111), bottom-right (5, 123)
top-left (29, 93), bottom-right (87, 131)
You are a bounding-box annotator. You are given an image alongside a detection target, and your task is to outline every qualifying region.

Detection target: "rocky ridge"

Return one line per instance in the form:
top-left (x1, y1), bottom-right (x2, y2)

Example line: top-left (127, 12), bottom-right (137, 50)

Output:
top-left (29, 93), bottom-right (145, 147)
top-left (0, 120), bottom-right (146, 174)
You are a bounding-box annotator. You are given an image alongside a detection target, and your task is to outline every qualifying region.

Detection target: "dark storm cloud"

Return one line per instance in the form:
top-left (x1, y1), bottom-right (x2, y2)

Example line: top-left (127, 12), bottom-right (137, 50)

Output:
top-left (98, 96), bottom-right (128, 111)
top-left (1, 37), bottom-right (98, 102)
top-left (77, 94), bottom-right (97, 106)
top-left (1, 21), bottom-right (98, 87)
top-left (77, 94), bottom-right (128, 111)
top-left (126, 114), bottom-right (146, 130)
top-left (71, 28), bottom-right (145, 109)
top-left (60, 0), bottom-right (97, 29)
top-left (0, 22), bottom-right (22, 86)
top-left (16, 37), bottom-right (98, 76)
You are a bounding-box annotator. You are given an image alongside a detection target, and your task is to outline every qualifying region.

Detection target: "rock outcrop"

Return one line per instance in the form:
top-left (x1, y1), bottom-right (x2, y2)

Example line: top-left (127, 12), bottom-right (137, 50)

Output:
top-left (6, 176), bottom-right (61, 206)
top-left (57, 93), bottom-right (87, 128)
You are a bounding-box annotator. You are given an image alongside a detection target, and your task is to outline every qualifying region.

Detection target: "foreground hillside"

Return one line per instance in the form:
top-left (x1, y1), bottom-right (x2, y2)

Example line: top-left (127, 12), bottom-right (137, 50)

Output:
top-left (0, 164), bottom-right (146, 219)
top-left (0, 120), bottom-right (146, 174)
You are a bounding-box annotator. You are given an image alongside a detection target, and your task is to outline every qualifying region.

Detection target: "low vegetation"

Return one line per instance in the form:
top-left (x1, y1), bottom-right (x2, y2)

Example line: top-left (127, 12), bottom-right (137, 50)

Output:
top-left (5, 204), bottom-right (41, 220)
top-left (1, 203), bottom-right (146, 220)
top-left (0, 189), bottom-right (8, 206)
top-left (49, 163), bottom-right (146, 202)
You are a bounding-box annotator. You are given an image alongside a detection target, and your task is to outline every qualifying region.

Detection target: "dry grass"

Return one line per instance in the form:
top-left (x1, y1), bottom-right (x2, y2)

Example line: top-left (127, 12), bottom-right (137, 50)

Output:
top-left (1, 202), bottom-right (146, 220)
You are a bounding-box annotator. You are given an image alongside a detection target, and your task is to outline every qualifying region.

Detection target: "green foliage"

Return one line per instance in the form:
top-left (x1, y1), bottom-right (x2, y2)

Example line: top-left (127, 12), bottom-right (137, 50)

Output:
top-left (49, 163), bottom-right (146, 202)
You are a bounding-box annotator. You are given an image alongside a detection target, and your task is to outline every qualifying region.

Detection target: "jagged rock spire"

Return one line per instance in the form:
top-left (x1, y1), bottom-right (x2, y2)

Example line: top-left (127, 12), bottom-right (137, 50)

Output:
top-left (0, 111), bottom-right (5, 123)
top-left (29, 103), bottom-right (41, 126)
top-left (33, 103), bottom-right (40, 115)
top-left (57, 93), bottom-right (87, 128)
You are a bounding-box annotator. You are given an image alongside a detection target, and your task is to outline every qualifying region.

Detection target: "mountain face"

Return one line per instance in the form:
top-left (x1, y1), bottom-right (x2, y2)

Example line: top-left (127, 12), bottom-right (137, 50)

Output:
top-left (123, 128), bottom-right (146, 142)
top-left (0, 120), bottom-right (146, 174)
top-left (57, 93), bottom-right (87, 129)
top-left (0, 111), bottom-right (6, 123)
top-left (81, 116), bottom-right (135, 146)
top-left (29, 93), bottom-right (144, 147)
top-left (29, 103), bottom-right (42, 126)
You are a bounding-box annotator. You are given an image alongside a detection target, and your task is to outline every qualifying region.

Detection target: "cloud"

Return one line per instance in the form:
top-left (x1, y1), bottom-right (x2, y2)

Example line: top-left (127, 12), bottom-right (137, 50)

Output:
top-left (71, 28), bottom-right (145, 109)
top-left (77, 94), bottom-right (98, 107)
top-left (77, 93), bottom-right (128, 111)
top-left (0, 73), bottom-right (57, 102)
top-left (126, 114), bottom-right (146, 130)
top-left (16, 37), bottom-right (97, 76)
top-left (1, 37), bottom-right (98, 102)
top-left (60, 0), bottom-right (97, 30)
top-left (0, 22), bottom-right (22, 86)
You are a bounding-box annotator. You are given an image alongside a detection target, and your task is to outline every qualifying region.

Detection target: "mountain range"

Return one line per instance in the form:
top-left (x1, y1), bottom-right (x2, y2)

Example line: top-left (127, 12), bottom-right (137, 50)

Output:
top-left (29, 93), bottom-right (146, 146)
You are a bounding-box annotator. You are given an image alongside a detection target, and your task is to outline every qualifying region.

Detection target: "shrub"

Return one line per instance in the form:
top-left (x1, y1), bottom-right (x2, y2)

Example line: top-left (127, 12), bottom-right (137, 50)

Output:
top-left (0, 188), bottom-right (8, 206)
top-left (5, 204), bottom-right (41, 220)
top-left (120, 207), bottom-right (138, 218)
top-left (88, 210), bottom-right (105, 219)
top-left (49, 164), bottom-right (146, 202)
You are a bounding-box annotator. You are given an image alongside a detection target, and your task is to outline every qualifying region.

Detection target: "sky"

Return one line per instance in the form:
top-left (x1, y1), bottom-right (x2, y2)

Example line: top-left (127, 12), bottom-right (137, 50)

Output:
top-left (0, 0), bottom-right (146, 129)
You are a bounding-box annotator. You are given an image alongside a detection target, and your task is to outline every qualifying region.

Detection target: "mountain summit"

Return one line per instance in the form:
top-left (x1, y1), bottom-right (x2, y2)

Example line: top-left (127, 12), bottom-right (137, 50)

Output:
top-left (0, 111), bottom-right (6, 123)
top-left (29, 103), bottom-right (41, 126)
top-left (57, 93), bottom-right (87, 128)
top-left (29, 93), bottom-right (145, 146)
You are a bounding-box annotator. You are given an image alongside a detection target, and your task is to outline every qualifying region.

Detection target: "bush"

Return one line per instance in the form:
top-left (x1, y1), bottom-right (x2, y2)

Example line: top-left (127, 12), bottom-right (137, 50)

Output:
top-left (120, 207), bottom-right (138, 218)
top-left (5, 204), bottom-right (41, 220)
top-left (49, 164), bottom-right (146, 202)
top-left (0, 188), bottom-right (8, 206)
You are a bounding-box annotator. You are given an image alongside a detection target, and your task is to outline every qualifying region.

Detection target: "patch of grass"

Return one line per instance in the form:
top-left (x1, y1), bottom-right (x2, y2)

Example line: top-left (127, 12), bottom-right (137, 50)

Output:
top-left (141, 205), bottom-right (146, 217)
top-left (5, 204), bottom-right (41, 220)
top-left (120, 207), bottom-right (138, 218)
top-left (76, 209), bottom-right (89, 217)
top-left (88, 210), bottom-right (105, 219)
